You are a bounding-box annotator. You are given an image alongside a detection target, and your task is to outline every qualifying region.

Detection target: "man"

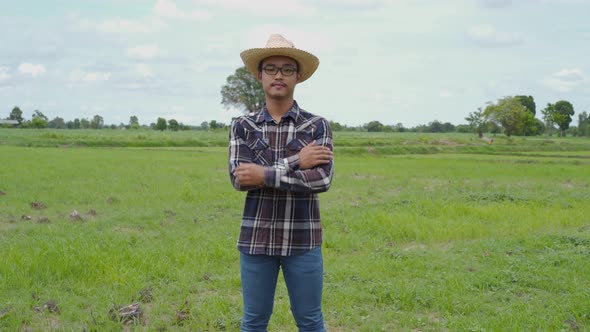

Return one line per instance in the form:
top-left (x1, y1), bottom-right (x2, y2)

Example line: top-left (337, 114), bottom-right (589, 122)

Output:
top-left (228, 34), bottom-right (334, 332)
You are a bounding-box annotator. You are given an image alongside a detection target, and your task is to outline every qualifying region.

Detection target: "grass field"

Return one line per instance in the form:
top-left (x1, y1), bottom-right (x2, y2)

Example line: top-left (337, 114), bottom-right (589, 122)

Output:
top-left (1, 128), bottom-right (589, 331)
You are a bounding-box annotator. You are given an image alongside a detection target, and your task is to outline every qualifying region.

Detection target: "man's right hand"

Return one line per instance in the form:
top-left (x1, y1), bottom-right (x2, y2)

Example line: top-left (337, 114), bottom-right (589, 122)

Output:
top-left (298, 141), bottom-right (333, 169)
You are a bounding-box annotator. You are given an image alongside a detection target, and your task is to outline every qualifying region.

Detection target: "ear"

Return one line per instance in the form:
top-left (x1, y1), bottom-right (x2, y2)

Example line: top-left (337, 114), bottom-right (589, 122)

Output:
top-left (257, 72), bottom-right (262, 81)
top-left (296, 72), bottom-right (302, 83)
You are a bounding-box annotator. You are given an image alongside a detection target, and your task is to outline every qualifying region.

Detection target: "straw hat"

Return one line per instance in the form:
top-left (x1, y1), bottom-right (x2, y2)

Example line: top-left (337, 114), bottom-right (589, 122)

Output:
top-left (240, 34), bottom-right (319, 83)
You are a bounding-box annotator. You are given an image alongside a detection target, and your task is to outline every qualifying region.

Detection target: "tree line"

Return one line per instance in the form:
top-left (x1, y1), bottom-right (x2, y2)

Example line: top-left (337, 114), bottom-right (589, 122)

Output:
top-left (221, 66), bottom-right (588, 137)
top-left (2, 106), bottom-right (228, 132)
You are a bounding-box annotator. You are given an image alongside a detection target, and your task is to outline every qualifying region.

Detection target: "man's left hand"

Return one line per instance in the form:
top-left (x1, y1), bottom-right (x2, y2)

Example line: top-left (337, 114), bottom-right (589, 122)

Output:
top-left (234, 163), bottom-right (265, 187)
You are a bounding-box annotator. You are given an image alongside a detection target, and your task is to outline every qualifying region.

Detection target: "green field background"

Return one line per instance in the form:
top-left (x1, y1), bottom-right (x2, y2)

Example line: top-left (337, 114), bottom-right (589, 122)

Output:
top-left (1, 129), bottom-right (589, 331)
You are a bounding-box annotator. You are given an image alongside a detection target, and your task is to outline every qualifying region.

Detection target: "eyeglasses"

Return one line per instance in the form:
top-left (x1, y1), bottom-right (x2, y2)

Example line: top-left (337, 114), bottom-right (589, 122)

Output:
top-left (262, 65), bottom-right (297, 76)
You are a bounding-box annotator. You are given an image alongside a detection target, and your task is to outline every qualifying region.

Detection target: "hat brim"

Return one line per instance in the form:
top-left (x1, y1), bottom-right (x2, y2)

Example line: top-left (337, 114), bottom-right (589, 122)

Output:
top-left (240, 48), bottom-right (319, 83)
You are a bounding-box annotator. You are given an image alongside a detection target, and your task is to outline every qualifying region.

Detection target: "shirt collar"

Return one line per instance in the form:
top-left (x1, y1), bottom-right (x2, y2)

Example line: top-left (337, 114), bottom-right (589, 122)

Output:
top-left (254, 101), bottom-right (301, 124)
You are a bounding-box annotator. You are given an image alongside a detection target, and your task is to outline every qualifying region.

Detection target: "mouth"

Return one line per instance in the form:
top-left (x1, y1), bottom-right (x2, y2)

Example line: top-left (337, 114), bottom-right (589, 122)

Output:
top-left (271, 82), bottom-right (287, 88)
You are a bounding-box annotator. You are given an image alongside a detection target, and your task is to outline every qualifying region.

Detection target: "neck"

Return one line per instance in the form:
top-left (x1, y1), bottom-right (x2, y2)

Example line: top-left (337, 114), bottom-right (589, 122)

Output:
top-left (265, 97), bottom-right (294, 122)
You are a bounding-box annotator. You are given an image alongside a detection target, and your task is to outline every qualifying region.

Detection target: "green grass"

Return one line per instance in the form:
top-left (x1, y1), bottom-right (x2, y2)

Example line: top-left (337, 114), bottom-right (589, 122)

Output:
top-left (1, 130), bottom-right (589, 331)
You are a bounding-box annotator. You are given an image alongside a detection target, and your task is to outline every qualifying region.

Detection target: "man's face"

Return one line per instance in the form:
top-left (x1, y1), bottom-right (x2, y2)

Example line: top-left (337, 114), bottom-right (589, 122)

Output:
top-left (258, 56), bottom-right (301, 101)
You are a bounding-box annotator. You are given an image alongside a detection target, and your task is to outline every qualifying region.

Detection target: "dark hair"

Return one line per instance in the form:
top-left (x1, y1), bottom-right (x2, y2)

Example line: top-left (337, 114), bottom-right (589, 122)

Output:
top-left (258, 59), bottom-right (300, 73)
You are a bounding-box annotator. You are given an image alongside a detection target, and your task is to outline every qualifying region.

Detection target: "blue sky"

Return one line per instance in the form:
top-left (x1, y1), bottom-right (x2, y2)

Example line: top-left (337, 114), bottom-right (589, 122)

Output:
top-left (1, 0), bottom-right (589, 127)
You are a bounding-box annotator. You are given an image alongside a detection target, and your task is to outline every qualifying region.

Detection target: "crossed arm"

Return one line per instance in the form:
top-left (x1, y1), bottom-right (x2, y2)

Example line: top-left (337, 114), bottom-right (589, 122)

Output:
top-left (229, 120), bottom-right (334, 193)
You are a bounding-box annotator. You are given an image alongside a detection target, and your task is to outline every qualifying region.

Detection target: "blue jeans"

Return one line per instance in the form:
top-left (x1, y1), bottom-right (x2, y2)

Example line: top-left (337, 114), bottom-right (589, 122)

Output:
top-left (240, 247), bottom-right (326, 332)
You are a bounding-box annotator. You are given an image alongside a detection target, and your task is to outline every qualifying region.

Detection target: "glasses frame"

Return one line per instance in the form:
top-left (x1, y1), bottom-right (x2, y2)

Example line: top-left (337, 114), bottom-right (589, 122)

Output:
top-left (262, 65), bottom-right (298, 77)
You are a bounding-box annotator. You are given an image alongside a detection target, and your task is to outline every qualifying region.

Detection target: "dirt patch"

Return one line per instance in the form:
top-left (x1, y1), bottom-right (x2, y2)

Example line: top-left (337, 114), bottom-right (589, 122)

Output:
top-left (0, 191), bottom-right (6, 196)
top-left (33, 300), bottom-right (60, 314)
top-left (138, 287), bottom-right (153, 303)
top-left (31, 201), bottom-right (47, 210)
top-left (36, 217), bottom-right (51, 224)
top-left (429, 139), bottom-right (460, 146)
top-left (69, 210), bottom-right (83, 221)
top-left (109, 302), bottom-right (142, 324)
top-left (106, 196), bottom-right (120, 204)
top-left (174, 301), bottom-right (191, 326)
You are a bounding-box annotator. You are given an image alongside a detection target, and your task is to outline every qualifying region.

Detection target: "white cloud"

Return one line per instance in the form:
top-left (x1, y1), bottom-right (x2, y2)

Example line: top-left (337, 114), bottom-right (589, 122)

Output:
top-left (155, 0), bottom-right (211, 20)
top-left (0, 67), bottom-right (10, 81)
top-left (71, 16), bottom-right (166, 34)
top-left (69, 70), bottom-right (112, 83)
top-left (245, 25), bottom-right (334, 53)
top-left (468, 24), bottom-right (523, 47)
top-left (127, 45), bottom-right (160, 59)
top-left (199, 0), bottom-right (315, 17)
top-left (18, 63), bottom-right (46, 78)
top-left (135, 64), bottom-right (154, 78)
top-left (542, 68), bottom-right (586, 92)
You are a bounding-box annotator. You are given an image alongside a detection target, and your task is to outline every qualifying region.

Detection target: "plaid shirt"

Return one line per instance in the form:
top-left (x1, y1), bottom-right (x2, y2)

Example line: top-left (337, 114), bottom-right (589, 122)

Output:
top-left (228, 101), bottom-right (333, 256)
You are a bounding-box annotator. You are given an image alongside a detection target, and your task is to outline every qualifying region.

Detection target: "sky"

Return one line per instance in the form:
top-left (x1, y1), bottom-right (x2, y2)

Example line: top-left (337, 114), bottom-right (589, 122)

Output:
top-left (1, 0), bottom-right (589, 127)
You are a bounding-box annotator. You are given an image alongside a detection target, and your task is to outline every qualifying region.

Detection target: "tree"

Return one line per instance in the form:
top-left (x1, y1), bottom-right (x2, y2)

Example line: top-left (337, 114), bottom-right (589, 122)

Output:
top-left (578, 111), bottom-right (589, 137)
top-left (542, 101), bottom-right (575, 137)
top-left (541, 103), bottom-right (556, 136)
top-left (553, 100), bottom-right (575, 137)
top-left (329, 121), bottom-right (343, 131)
top-left (200, 121), bottom-right (209, 131)
top-left (465, 107), bottom-right (487, 138)
top-left (47, 117), bottom-right (66, 129)
top-left (365, 121), bottom-right (384, 132)
top-left (32, 110), bottom-right (48, 121)
top-left (155, 117), bottom-right (167, 131)
top-left (9, 106), bottom-right (24, 124)
top-left (515, 95), bottom-right (536, 116)
top-left (90, 115), bottom-right (104, 129)
top-left (30, 116), bottom-right (48, 129)
top-left (80, 118), bottom-right (90, 129)
top-left (221, 66), bottom-right (265, 113)
top-left (168, 119), bottom-right (179, 131)
top-left (129, 116), bottom-right (139, 126)
top-left (484, 96), bottom-right (528, 137)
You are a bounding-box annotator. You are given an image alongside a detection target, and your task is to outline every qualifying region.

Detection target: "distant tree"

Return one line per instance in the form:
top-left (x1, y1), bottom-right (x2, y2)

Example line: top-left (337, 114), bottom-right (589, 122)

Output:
top-left (394, 122), bottom-right (406, 132)
top-left (9, 106), bottom-right (24, 124)
top-left (365, 120), bottom-right (384, 132)
top-left (90, 115), bottom-right (104, 129)
top-left (465, 107), bottom-right (487, 138)
top-left (541, 103), bottom-right (556, 136)
top-left (200, 121), bottom-right (209, 131)
top-left (168, 119), bottom-right (179, 131)
top-left (428, 120), bottom-right (444, 133)
top-left (329, 121), bottom-right (343, 131)
top-left (30, 116), bottom-right (48, 129)
top-left (208, 120), bottom-right (226, 129)
top-left (515, 95), bottom-right (536, 116)
top-left (73, 118), bottom-right (81, 129)
top-left (80, 118), bottom-right (90, 129)
top-left (484, 96), bottom-right (528, 137)
top-left (155, 117), bottom-right (167, 131)
top-left (578, 111), bottom-right (589, 137)
top-left (542, 101), bottom-right (575, 137)
top-left (221, 66), bottom-right (265, 114)
top-left (129, 115), bottom-right (139, 126)
top-left (553, 100), bottom-right (575, 137)
top-left (455, 124), bottom-right (471, 133)
top-left (47, 117), bottom-right (66, 129)
top-left (32, 110), bottom-right (48, 121)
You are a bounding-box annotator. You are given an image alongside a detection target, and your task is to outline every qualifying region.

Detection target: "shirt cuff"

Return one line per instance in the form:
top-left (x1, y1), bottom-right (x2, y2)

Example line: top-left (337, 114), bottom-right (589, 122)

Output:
top-left (264, 166), bottom-right (287, 188)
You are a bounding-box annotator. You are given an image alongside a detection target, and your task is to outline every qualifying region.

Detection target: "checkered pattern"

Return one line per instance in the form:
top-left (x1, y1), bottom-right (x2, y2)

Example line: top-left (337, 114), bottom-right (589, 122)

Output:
top-left (229, 101), bottom-right (333, 256)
